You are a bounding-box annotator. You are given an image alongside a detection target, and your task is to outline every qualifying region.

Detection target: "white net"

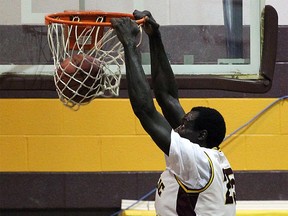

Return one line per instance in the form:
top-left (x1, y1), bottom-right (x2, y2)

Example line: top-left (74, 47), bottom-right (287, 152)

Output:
top-left (47, 16), bottom-right (125, 110)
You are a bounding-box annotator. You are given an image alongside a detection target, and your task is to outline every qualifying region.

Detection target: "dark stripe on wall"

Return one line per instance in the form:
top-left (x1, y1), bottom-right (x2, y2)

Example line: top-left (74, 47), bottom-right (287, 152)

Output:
top-left (0, 171), bottom-right (287, 210)
top-left (0, 63), bottom-right (287, 98)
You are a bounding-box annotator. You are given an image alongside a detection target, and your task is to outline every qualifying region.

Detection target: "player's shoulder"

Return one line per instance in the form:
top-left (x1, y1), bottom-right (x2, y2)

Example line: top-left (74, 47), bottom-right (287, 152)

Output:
top-left (204, 147), bottom-right (227, 161)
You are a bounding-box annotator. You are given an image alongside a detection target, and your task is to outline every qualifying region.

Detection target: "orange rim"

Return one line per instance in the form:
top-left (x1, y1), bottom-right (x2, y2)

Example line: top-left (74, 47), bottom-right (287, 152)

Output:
top-left (45, 11), bottom-right (145, 26)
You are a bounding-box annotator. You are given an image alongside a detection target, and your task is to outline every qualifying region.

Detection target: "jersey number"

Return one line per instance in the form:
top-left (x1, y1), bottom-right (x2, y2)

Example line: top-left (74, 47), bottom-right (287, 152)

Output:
top-left (223, 168), bottom-right (236, 204)
top-left (157, 178), bottom-right (165, 197)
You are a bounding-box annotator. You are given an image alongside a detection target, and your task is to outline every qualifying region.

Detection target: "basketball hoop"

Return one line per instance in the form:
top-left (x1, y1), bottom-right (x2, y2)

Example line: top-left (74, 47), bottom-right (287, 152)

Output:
top-left (45, 11), bottom-right (144, 110)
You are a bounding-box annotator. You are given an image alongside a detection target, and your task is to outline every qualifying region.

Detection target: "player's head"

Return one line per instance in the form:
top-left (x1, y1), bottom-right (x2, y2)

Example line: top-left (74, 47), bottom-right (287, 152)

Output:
top-left (190, 106), bottom-right (226, 148)
top-left (175, 106), bottom-right (226, 148)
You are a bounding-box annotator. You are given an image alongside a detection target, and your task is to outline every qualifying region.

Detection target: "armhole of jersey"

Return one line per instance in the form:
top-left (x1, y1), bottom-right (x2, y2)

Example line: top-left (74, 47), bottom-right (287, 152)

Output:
top-left (174, 152), bottom-right (214, 193)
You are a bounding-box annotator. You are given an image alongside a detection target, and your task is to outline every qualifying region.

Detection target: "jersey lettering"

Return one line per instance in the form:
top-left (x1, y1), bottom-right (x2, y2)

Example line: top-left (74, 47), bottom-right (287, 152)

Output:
top-left (157, 178), bottom-right (165, 197)
top-left (223, 168), bottom-right (236, 204)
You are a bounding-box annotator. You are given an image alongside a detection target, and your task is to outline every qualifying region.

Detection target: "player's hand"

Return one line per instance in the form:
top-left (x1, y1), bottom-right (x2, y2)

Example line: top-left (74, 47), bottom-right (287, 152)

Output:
top-left (133, 10), bottom-right (159, 36)
top-left (111, 18), bottom-right (140, 46)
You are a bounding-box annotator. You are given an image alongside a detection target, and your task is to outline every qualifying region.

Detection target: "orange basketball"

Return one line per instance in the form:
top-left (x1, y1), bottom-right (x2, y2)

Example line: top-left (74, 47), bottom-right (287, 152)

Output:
top-left (56, 54), bottom-right (102, 103)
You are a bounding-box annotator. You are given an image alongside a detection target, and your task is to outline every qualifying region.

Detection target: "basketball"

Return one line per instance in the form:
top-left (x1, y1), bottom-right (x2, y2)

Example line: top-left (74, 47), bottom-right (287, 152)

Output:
top-left (55, 54), bottom-right (103, 103)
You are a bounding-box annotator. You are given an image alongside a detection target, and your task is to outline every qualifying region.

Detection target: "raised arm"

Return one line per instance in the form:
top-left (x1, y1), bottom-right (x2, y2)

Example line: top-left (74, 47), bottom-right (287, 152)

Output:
top-left (134, 10), bottom-right (185, 129)
top-left (111, 18), bottom-right (172, 155)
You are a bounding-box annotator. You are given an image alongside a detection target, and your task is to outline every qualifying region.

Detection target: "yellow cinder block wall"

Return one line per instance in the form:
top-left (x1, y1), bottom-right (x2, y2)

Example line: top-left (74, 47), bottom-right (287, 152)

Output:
top-left (0, 98), bottom-right (287, 172)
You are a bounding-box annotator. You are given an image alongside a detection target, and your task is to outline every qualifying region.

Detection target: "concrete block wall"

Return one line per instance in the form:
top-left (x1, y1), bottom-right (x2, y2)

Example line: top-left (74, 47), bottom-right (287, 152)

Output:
top-left (1, 98), bottom-right (287, 172)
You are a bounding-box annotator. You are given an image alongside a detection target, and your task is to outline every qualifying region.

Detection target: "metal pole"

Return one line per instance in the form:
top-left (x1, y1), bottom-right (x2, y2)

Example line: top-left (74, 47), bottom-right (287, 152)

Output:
top-left (223, 0), bottom-right (243, 58)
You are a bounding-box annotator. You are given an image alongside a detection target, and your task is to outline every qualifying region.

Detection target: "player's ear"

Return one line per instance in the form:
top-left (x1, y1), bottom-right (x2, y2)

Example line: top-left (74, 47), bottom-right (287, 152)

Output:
top-left (198, 130), bottom-right (208, 141)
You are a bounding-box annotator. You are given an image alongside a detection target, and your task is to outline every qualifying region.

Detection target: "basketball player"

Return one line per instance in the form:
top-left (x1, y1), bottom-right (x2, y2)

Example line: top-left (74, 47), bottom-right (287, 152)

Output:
top-left (111, 10), bottom-right (236, 216)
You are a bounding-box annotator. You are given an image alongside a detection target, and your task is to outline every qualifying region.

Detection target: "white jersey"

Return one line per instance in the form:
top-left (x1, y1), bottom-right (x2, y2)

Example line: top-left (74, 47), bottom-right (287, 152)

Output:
top-left (155, 130), bottom-right (236, 216)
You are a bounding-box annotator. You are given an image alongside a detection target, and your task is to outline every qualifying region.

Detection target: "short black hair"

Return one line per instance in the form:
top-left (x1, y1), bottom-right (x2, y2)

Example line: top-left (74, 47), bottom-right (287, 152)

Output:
top-left (191, 106), bottom-right (226, 148)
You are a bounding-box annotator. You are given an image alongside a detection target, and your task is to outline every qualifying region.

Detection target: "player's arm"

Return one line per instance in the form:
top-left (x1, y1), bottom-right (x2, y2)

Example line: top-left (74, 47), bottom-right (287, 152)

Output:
top-left (111, 18), bottom-right (172, 156)
top-left (134, 10), bottom-right (185, 129)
